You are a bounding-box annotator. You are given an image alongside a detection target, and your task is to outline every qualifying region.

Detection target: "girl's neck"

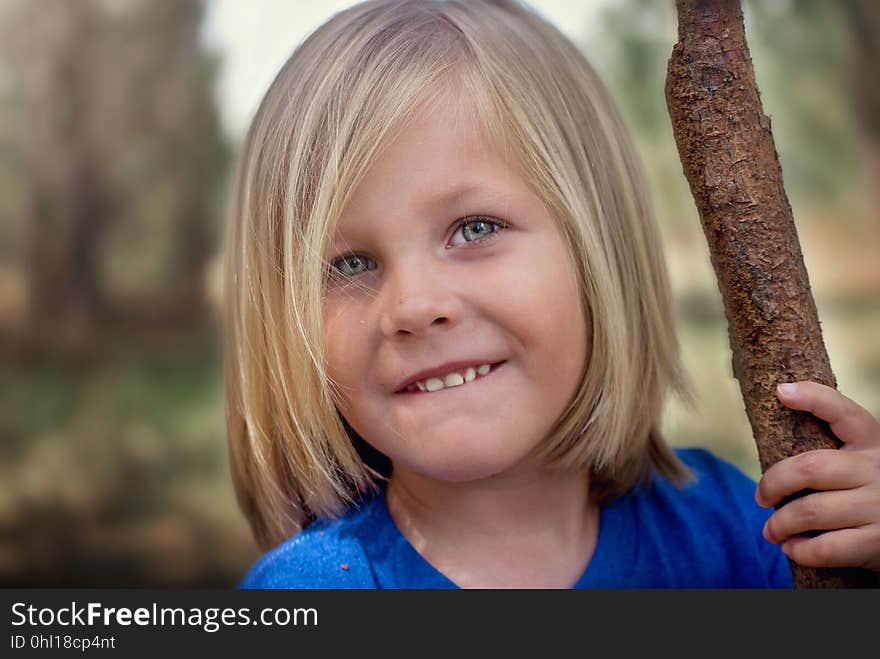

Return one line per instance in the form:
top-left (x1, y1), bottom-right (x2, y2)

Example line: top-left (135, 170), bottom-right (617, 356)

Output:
top-left (385, 461), bottom-right (599, 588)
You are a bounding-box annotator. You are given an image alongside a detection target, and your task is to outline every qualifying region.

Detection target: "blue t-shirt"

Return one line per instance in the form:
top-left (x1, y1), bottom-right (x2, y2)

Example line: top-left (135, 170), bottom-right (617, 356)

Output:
top-left (239, 447), bottom-right (794, 588)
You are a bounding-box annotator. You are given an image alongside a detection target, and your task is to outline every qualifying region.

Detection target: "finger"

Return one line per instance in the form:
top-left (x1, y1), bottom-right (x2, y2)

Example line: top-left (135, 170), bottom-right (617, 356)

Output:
top-left (762, 489), bottom-right (873, 544)
top-left (755, 449), bottom-right (874, 508)
top-left (776, 381), bottom-right (880, 449)
top-left (781, 527), bottom-right (880, 570)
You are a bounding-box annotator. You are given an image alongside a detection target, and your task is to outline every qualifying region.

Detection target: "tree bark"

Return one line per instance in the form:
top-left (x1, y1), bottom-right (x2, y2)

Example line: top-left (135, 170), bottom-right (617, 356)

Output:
top-left (665, 0), bottom-right (879, 588)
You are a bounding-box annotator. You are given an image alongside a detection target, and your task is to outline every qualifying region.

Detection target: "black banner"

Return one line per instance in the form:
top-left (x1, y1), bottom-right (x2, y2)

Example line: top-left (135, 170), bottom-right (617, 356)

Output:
top-left (1, 589), bottom-right (875, 654)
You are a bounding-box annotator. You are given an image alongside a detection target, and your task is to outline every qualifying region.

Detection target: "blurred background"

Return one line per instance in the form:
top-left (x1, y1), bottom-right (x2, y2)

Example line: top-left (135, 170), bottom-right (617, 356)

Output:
top-left (0, 0), bottom-right (876, 586)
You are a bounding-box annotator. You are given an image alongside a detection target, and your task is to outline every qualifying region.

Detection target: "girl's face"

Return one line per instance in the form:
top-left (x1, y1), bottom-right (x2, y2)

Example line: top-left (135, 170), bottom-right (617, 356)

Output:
top-left (323, 97), bottom-right (589, 484)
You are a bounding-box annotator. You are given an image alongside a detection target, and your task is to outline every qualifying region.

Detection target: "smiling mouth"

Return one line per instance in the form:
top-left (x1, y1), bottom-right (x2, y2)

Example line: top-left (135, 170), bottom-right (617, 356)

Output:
top-left (395, 361), bottom-right (506, 395)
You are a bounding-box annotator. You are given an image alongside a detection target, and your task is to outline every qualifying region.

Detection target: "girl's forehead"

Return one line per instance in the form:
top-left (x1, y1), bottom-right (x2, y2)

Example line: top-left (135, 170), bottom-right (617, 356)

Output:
top-left (333, 132), bottom-right (521, 235)
top-left (328, 86), bottom-right (533, 242)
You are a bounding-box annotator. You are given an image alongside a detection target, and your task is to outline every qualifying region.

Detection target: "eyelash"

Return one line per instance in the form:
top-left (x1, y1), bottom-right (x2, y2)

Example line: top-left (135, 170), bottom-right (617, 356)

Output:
top-left (327, 215), bottom-right (508, 281)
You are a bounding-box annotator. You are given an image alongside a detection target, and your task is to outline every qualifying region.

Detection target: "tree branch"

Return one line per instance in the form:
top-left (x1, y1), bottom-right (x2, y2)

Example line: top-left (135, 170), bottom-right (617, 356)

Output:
top-left (665, 0), bottom-right (879, 588)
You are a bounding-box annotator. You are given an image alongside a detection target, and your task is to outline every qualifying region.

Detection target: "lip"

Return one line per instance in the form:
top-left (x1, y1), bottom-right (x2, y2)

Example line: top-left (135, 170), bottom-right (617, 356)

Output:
top-left (393, 359), bottom-right (507, 393)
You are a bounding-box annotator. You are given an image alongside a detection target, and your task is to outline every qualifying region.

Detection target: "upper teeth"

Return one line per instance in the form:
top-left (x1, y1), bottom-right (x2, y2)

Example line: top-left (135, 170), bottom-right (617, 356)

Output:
top-left (407, 364), bottom-right (492, 393)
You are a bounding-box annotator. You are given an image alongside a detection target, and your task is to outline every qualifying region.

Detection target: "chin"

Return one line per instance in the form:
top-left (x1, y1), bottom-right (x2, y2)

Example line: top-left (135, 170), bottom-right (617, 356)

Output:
top-left (399, 450), bottom-right (530, 484)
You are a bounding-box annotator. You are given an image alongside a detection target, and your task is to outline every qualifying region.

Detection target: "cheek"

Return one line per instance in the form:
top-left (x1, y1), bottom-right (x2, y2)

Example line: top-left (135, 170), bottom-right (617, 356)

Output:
top-left (323, 305), bottom-right (364, 392)
top-left (494, 241), bottom-right (588, 367)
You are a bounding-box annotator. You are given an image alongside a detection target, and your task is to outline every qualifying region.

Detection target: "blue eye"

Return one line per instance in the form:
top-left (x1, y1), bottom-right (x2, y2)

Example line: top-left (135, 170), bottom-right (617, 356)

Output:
top-left (329, 254), bottom-right (375, 279)
top-left (451, 216), bottom-right (506, 247)
top-left (327, 215), bottom-right (506, 281)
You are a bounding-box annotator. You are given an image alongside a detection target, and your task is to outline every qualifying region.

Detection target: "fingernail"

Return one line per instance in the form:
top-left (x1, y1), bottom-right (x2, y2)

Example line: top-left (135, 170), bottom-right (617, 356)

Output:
top-left (762, 521), bottom-right (772, 542)
top-left (777, 383), bottom-right (797, 395)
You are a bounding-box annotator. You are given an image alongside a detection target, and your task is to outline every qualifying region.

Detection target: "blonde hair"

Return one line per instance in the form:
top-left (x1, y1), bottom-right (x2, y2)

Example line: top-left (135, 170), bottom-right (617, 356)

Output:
top-left (224, 0), bottom-right (695, 552)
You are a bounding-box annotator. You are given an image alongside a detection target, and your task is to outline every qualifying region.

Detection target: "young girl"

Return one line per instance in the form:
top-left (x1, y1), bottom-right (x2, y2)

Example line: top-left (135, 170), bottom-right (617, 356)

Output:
top-left (225, 0), bottom-right (880, 588)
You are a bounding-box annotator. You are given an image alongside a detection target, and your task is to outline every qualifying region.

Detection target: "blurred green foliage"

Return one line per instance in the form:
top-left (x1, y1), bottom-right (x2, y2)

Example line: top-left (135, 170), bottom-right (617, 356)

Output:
top-left (0, 0), bottom-right (249, 586)
top-left (0, 344), bottom-right (257, 586)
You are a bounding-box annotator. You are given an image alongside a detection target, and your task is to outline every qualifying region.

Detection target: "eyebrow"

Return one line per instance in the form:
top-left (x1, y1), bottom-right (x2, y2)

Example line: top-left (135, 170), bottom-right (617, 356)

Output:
top-left (423, 183), bottom-right (485, 207)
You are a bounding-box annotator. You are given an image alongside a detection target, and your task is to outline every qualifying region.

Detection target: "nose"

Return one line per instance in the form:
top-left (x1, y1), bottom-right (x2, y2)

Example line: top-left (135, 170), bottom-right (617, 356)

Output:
top-left (378, 261), bottom-right (462, 338)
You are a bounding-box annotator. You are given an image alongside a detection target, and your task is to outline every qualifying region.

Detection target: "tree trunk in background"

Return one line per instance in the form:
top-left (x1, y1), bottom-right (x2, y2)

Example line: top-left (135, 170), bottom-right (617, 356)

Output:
top-left (841, 0), bottom-right (880, 215)
top-left (23, 0), bottom-right (109, 354)
top-left (4, 0), bottom-right (228, 353)
top-left (139, 0), bottom-right (222, 327)
top-left (665, 0), bottom-right (879, 588)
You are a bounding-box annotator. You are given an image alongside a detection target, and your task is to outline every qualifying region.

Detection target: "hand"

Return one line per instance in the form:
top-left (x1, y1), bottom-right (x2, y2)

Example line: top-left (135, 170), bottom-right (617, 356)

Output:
top-left (755, 381), bottom-right (880, 571)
